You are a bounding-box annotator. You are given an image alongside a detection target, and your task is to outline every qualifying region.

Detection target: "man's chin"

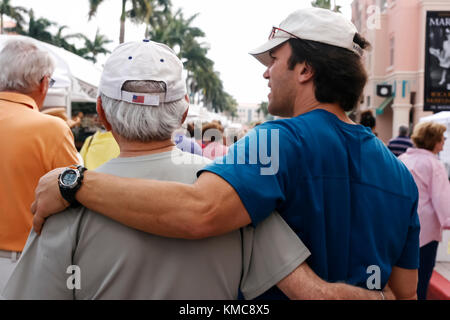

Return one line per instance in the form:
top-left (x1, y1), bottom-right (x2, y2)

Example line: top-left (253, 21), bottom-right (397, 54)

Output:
top-left (268, 105), bottom-right (291, 118)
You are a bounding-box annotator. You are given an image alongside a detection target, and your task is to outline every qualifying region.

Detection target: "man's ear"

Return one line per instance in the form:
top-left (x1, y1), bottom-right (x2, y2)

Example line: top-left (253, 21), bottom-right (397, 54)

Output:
top-left (96, 96), bottom-right (112, 131)
top-left (298, 62), bottom-right (314, 84)
top-left (40, 75), bottom-right (49, 95)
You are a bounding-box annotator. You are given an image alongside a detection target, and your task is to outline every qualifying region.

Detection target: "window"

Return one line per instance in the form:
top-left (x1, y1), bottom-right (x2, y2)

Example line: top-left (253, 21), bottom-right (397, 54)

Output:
top-left (389, 37), bottom-right (395, 66)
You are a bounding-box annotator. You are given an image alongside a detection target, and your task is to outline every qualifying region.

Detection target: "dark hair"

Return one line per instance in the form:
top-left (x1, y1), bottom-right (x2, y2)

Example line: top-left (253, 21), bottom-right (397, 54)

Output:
top-left (287, 34), bottom-right (370, 112)
top-left (359, 110), bottom-right (376, 129)
top-left (187, 122), bottom-right (195, 137)
top-left (353, 33), bottom-right (371, 52)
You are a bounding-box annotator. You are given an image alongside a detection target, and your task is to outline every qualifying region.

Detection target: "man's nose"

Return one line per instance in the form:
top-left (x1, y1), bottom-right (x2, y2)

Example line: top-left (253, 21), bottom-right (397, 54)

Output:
top-left (263, 67), bottom-right (270, 79)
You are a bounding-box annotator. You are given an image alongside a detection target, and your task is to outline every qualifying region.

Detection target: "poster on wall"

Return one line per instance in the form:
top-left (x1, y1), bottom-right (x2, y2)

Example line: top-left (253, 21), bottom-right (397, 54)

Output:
top-left (425, 11), bottom-right (450, 112)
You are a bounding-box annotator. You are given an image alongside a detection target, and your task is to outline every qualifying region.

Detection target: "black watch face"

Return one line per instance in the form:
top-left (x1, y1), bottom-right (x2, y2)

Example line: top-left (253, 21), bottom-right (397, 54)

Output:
top-left (61, 169), bottom-right (78, 187)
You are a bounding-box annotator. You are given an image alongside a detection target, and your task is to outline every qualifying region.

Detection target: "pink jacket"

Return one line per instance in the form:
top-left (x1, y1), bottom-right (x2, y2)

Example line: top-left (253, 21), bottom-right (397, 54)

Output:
top-left (399, 148), bottom-right (450, 247)
top-left (202, 142), bottom-right (229, 160)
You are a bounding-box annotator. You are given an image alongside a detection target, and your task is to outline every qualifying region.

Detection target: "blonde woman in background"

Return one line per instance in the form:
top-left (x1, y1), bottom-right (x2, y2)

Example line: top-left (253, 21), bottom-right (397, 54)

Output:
top-left (399, 121), bottom-right (450, 300)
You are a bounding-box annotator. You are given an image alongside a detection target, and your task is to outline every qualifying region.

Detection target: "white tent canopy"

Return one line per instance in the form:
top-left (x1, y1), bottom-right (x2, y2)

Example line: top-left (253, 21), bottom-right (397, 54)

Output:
top-left (0, 34), bottom-right (102, 116)
top-left (419, 111), bottom-right (450, 125)
top-left (186, 103), bottom-right (231, 127)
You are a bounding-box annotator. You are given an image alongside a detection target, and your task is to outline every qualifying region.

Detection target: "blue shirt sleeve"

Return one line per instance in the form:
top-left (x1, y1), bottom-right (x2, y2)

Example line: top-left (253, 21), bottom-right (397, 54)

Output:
top-left (197, 122), bottom-right (299, 227)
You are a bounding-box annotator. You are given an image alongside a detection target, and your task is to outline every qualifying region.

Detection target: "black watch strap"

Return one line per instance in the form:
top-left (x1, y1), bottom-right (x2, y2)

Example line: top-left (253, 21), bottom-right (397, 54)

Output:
top-left (59, 165), bottom-right (87, 208)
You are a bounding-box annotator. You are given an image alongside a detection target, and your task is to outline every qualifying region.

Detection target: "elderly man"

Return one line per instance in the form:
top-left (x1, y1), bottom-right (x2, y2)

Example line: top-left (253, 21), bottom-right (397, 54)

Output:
top-left (3, 40), bottom-right (390, 300)
top-left (0, 38), bottom-right (79, 293)
top-left (388, 125), bottom-right (413, 157)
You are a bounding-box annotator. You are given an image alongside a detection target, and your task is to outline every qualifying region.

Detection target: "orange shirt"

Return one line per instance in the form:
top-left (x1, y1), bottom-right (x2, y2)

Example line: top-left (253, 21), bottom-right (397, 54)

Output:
top-left (0, 92), bottom-right (79, 252)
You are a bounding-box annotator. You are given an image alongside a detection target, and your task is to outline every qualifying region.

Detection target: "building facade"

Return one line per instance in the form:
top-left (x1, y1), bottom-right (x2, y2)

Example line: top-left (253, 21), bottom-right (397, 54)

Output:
top-left (234, 102), bottom-right (266, 125)
top-left (352, 0), bottom-right (449, 143)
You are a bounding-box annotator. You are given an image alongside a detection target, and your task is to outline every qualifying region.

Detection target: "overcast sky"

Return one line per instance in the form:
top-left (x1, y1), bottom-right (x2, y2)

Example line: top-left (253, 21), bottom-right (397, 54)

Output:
top-left (13, 0), bottom-right (353, 104)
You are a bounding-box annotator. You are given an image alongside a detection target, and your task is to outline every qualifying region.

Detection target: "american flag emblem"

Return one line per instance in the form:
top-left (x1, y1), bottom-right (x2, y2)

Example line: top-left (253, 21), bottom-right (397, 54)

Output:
top-left (132, 95), bottom-right (145, 103)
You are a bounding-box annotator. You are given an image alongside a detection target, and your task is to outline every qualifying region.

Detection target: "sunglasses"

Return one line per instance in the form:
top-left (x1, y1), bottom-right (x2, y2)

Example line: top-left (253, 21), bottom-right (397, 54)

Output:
top-left (41, 76), bottom-right (55, 88)
top-left (269, 26), bottom-right (317, 50)
top-left (269, 26), bottom-right (301, 40)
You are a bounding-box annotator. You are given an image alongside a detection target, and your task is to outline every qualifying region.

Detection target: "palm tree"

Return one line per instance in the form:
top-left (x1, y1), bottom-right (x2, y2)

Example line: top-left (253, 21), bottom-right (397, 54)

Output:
top-left (127, 0), bottom-right (171, 39)
top-left (311, 0), bottom-right (331, 9)
top-left (88, 0), bottom-right (171, 44)
top-left (0, 0), bottom-right (27, 34)
top-left (257, 102), bottom-right (269, 117)
top-left (79, 29), bottom-right (112, 64)
top-left (147, 9), bottom-right (204, 52)
top-left (21, 9), bottom-right (55, 44)
top-left (311, 0), bottom-right (341, 12)
top-left (147, 9), bottom-right (237, 113)
top-left (53, 25), bottom-right (84, 54)
top-left (147, 10), bottom-right (214, 102)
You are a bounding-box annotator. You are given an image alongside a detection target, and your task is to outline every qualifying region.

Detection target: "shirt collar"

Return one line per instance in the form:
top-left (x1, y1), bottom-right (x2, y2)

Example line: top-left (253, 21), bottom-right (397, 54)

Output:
top-left (0, 92), bottom-right (38, 110)
top-left (405, 147), bottom-right (438, 158)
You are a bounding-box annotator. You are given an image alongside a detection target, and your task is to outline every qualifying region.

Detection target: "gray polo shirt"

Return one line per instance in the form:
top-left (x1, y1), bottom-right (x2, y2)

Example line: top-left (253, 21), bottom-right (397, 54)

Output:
top-left (3, 149), bottom-right (310, 300)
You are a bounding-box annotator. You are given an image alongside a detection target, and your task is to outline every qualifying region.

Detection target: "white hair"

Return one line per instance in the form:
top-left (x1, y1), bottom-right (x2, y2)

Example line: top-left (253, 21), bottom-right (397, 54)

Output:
top-left (100, 81), bottom-right (188, 141)
top-left (0, 38), bottom-right (55, 93)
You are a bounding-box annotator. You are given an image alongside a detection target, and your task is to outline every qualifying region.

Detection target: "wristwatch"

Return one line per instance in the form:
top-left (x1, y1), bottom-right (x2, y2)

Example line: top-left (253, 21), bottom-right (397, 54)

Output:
top-left (58, 165), bottom-right (87, 208)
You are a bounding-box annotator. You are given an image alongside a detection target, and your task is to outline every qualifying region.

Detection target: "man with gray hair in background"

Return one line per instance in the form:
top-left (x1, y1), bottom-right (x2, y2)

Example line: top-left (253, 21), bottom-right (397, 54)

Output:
top-left (388, 125), bottom-right (413, 157)
top-left (3, 40), bottom-right (391, 300)
top-left (0, 38), bottom-right (79, 294)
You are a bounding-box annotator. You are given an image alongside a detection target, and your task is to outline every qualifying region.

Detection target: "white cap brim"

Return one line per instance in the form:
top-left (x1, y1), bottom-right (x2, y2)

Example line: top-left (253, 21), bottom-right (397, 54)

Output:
top-left (249, 37), bottom-right (290, 66)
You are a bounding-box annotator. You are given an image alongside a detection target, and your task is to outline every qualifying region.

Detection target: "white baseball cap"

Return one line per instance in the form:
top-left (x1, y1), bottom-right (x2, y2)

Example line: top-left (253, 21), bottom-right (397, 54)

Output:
top-left (99, 40), bottom-right (187, 106)
top-left (249, 8), bottom-right (363, 66)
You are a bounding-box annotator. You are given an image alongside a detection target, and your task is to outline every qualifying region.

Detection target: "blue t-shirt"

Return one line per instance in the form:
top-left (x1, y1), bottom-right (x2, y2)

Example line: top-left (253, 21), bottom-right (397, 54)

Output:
top-left (198, 109), bottom-right (420, 299)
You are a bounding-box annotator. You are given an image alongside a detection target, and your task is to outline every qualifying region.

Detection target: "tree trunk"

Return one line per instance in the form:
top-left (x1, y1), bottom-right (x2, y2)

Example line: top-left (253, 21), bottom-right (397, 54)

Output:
top-left (144, 0), bottom-right (151, 39)
top-left (119, 18), bottom-right (125, 43)
top-left (119, 0), bottom-right (126, 43)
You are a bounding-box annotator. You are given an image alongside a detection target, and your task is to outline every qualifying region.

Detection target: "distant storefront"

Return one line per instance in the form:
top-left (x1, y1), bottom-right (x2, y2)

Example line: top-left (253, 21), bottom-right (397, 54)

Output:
top-left (352, 0), bottom-right (450, 143)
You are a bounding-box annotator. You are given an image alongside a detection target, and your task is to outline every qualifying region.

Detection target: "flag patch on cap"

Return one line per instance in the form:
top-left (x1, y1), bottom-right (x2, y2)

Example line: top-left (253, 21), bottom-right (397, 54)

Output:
top-left (132, 95), bottom-right (145, 103)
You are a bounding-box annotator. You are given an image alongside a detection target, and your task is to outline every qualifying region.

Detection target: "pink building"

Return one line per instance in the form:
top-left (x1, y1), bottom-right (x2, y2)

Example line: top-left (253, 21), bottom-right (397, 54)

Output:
top-left (352, 0), bottom-right (450, 143)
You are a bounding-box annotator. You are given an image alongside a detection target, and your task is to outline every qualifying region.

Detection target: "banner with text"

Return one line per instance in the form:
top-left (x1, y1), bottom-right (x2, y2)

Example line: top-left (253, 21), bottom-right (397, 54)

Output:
top-left (425, 11), bottom-right (450, 112)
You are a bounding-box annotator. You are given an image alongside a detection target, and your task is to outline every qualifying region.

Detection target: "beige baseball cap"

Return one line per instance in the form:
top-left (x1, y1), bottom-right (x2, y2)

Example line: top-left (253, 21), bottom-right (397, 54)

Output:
top-left (99, 40), bottom-right (187, 106)
top-left (250, 7), bottom-right (362, 66)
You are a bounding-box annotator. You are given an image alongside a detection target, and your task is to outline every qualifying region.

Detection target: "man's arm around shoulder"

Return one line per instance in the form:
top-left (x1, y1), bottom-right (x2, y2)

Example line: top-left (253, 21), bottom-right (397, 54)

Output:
top-left (33, 170), bottom-right (251, 239)
top-left (277, 263), bottom-right (394, 300)
top-left (387, 266), bottom-right (418, 300)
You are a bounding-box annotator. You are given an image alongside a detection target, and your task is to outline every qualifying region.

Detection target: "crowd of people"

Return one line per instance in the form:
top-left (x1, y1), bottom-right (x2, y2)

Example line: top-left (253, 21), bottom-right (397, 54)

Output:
top-left (0, 7), bottom-right (449, 301)
top-left (78, 118), bottom-right (242, 171)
